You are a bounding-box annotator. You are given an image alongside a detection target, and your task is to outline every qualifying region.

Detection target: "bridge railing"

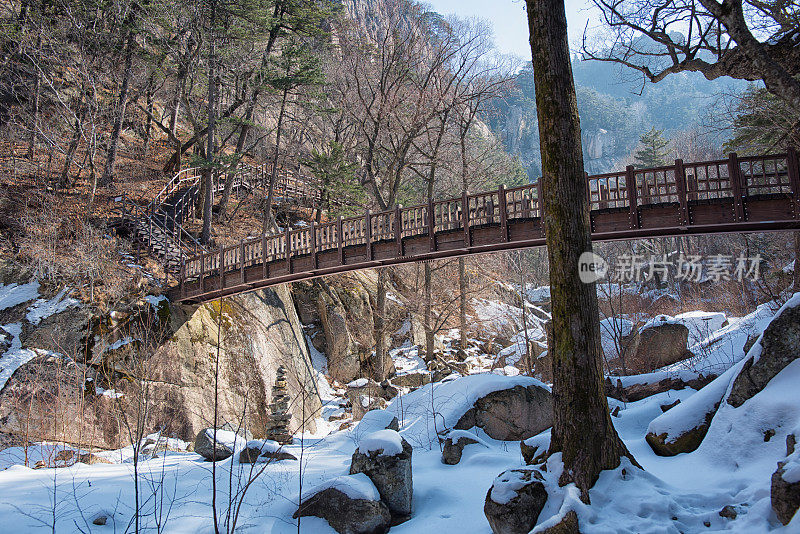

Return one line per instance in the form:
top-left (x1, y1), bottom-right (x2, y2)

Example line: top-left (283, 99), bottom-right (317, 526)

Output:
top-left (178, 149), bottom-right (800, 297)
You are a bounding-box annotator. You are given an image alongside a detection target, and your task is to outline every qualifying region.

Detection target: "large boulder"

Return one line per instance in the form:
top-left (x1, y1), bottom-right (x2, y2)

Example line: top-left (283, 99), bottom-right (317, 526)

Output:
top-left (728, 304), bottom-right (800, 407)
top-left (455, 384), bottom-right (552, 441)
top-left (484, 468), bottom-right (548, 534)
top-left (194, 428), bottom-right (247, 461)
top-left (350, 429), bottom-right (413, 518)
top-left (294, 474), bottom-right (391, 534)
top-left (623, 320), bottom-right (691, 372)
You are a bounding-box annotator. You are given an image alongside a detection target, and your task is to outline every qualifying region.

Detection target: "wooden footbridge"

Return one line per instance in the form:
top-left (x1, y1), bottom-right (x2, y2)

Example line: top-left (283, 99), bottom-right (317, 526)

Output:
top-left (157, 150), bottom-right (800, 303)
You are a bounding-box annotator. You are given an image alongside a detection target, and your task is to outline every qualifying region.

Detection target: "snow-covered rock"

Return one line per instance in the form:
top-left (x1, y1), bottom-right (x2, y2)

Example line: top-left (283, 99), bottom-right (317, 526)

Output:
top-left (387, 374), bottom-right (551, 446)
top-left (772, 447), bottom-right (800, 525)
top-left (484, 468), bottom-right (547, 534)
top-left (441, 430), bottom-right (487, 465)
top-left (294, 474), bottom-right (390, 534)
top-left (728, 295), bottom-right (800, 407)
top-left (194, 429), bottom-right (247, 461)
top-left (239, 439), bottom-right (296, 463)
top-left (350, 430), bottom-right (413, 518)
top-left (645, 360), bottom-right (743, 456)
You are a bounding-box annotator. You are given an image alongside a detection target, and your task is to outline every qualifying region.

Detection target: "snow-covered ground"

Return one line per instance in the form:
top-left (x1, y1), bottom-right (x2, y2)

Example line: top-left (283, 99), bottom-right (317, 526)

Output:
top-left (1, 282), bottom-right (798, 532)
top-left (0, 355), bottom-right (797, 533)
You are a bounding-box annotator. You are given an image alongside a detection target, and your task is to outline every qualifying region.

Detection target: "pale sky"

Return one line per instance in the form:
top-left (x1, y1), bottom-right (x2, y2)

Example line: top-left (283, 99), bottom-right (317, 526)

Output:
top-left (423, 0), bottom-right (597, 59)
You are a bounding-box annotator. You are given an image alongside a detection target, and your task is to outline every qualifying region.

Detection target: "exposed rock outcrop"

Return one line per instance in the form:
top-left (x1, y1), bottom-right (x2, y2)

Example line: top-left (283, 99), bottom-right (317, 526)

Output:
top-left (0, 284), bottom-right (322, 450)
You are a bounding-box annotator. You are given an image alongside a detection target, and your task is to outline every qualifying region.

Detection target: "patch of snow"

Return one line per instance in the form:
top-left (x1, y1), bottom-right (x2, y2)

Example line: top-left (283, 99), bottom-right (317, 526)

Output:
top-left (347, 378), bottom-right (369, 388)
top-left (0, 323), bottom-right (38, 391)
top-left (0, 281), bottom-right (40, 311)
top-left (203, 429), bottom-right (246, 452)
top-left (599, 316), bottom-right (633, 359)
top-left (301, 473), bottom-right (380, 502)
top-left (674, 311), bottom-right (727, 344)
top-left (108, 336), bottom-right (136, 351)
top-left (144, 294), bottom-right (168, 308)
top-left (357, 429), bottom-right (404, 456)
top-left (448, 429), bottom-right (489, 447)
top-left (25, 288), bottom-right (79, 325)
top-left (356, 410), bottom-right (397, 434)
top-left (782, 450), bottom-right (800, 484)
top-left (489, 468), bottom-right (538, 505)
top-left (390, 343), bottom-right (427, 375)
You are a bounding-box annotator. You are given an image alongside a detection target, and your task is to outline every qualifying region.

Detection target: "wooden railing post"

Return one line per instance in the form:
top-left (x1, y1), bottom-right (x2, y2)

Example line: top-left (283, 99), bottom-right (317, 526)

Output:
top-left (337, 216), bottom-right (344, 265)
top-left (262, 235), bottom-right (268, 279)
top-left (537, 179), bottom-right (544, 218)
top-left (626, 165), bottom-right (640, 229)
top-left (285, 226), bottom-right (292, 274)
top-left (728, 152), bottom-right (745, 221)
top-left (674, 159), bottom-right (688, 226)
top-left (428, 198), bottom-right (436, 252)
top-left (365, 209), bottom-right (372, 261)
top-left (180, 258), bottom-right (186, 300)
top-left (788, 147), bottom-right (800, 218)
top-left (311, 222), bottom-right (318, 269)
top-left (498, 184), bottom-right (508, 242)
top-left (200, 252), bottom-right (206, 293)
top-left (240, 239), bottom-right (246, 284)
top-left (395, 205), bottom-right (403, 256)
top-left (461, 191), bottom-right (470, 247)
top-left (219, 244), bottom-right (225, 291)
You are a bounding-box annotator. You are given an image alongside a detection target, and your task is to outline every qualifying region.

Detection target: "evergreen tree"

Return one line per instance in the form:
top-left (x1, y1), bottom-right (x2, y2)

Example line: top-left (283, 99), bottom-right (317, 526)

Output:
top-left (303, 141), bottom-right (363, 220)
top-left (634, 127), bottom-right (670, 168)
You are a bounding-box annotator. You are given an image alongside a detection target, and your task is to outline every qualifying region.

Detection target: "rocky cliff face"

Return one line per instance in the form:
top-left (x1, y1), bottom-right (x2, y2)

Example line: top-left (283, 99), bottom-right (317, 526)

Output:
top-left (0, 282), bottom-right (321, 449)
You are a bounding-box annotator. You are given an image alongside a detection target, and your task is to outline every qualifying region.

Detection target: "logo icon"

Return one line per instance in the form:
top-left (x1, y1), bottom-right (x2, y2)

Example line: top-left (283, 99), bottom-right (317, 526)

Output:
top-left (578, 252), bottom-right (608, 283)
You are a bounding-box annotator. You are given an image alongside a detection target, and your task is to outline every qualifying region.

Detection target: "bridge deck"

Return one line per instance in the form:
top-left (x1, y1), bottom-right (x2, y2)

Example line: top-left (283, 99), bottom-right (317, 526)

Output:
top-left (171, 150), bottom-right (800, 303)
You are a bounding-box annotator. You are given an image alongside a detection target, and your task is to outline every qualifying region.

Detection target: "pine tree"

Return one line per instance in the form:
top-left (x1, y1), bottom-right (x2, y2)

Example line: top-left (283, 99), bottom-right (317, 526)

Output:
top-left (634, 127), bottom-right (670, 168)
top-left (303, 141), bottom-right (363, 221)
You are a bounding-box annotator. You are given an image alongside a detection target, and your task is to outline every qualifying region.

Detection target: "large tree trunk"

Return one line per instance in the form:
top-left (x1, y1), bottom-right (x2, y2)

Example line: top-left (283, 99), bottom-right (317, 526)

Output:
top-left (100, 31), bottom-right (135, 187)
top-left (527, 0), bottom-right (632, 499)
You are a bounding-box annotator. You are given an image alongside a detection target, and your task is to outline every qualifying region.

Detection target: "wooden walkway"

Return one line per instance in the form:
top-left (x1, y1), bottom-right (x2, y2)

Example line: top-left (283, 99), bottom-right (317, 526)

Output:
top-left (171, 150), bottom-right (800, 303)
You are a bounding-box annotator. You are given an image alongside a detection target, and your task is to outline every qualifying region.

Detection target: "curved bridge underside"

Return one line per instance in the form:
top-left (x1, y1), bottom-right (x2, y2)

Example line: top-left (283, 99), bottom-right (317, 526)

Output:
top-left (171, 150), bottom-right (800, 303)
